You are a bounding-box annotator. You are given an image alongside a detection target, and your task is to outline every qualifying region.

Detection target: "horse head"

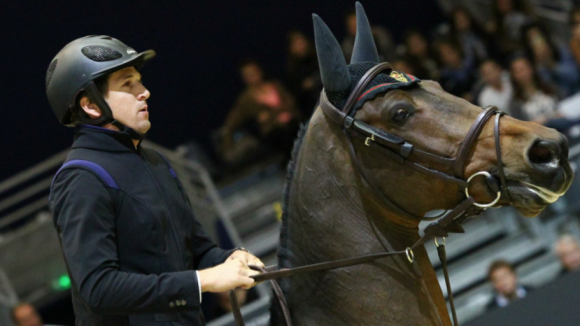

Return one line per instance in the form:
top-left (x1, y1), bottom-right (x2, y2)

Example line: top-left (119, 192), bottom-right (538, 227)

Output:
top-left (312, 2), bottom-right (573, 221)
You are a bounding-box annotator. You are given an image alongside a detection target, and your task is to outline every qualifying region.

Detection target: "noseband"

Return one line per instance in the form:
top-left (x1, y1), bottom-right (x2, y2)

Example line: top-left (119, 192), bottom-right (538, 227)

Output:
top-left (230, 63), bottom-right (511, 326)
top-left (320, 62), bottom-right (510, 220)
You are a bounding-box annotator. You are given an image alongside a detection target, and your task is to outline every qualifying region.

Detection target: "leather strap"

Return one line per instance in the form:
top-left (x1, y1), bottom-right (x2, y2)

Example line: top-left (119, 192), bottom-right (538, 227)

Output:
top-left (344, 131), bottom-right (431, 220)
top-left (342, 62), bottom-right (393, 116)
top-left (320, 91), bottom-right (346, 125)
top-left (495, 112), bottom-right (512, 202)
top-left (453, 106), bottom-right (498, 178)
top-left (229, 195), bottom-right (481, 326)
top-left (230, 265), bottom-right (293, 326)
top-left (438, 244), bottom-right (458, 326)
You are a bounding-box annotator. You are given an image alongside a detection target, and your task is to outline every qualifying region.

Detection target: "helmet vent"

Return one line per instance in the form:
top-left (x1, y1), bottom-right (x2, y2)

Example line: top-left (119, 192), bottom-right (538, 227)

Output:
top-left (81, 45), bottom-right (122, 62)
top-left (45, 59), bottom-right (58, 89)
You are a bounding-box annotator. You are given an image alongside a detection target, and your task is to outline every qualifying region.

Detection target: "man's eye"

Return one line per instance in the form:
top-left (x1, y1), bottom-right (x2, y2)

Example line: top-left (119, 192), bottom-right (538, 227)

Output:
top-left (124, 81), bottom-right (131, 87)
top-left (392, 108), bottom-right (409, 122)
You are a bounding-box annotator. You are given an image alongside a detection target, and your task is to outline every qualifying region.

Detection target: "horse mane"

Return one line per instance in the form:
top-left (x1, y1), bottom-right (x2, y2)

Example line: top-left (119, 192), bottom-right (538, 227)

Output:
top-left (270, 121), bottom-right (310, 323)
top-left (277, 121), bottom-right (309, 269)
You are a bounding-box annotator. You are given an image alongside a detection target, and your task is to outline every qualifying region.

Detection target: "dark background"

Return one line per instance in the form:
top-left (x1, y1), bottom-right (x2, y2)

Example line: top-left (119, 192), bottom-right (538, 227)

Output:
top-left (0, 0), bottom-right (444, 181)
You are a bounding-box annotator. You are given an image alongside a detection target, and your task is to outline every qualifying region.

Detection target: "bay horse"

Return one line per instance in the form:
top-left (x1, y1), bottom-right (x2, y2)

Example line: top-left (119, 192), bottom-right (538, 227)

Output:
top-left (266, 3), bottom-right (574, 326)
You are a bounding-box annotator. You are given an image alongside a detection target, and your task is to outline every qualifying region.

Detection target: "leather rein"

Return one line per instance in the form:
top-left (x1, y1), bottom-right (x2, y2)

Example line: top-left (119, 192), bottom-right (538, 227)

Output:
top-left (230, 62), bottom-right (510, 326)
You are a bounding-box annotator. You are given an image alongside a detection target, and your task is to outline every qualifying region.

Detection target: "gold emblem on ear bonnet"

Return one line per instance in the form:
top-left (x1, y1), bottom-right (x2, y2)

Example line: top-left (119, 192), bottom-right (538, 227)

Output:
top-left (389, 71), bottom-right (408, 83)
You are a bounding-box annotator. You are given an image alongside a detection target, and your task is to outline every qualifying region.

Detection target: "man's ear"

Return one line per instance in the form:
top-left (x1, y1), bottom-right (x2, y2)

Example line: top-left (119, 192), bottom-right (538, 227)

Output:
top-left (79, 96), bottom-right (102, 119)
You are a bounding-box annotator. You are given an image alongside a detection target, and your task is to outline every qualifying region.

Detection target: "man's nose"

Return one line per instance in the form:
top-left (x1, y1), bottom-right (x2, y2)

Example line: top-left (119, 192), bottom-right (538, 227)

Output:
top-left (138, 88), bottom-right (151, 101)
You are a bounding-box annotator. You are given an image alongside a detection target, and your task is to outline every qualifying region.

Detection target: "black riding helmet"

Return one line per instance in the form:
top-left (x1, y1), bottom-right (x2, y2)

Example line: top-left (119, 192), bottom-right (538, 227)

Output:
top-left (46, 35), bottom-right (155, 139)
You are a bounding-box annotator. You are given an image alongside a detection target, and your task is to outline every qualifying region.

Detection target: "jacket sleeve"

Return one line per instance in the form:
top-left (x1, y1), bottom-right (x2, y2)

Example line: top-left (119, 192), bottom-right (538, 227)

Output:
top-left (50, 169), bottom-right (201, 314)
top-left (193, 233), bottom-right (236, 271)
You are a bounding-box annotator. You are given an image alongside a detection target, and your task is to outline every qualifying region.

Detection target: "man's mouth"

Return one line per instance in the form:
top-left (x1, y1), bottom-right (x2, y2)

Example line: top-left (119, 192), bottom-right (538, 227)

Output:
top-left (139, 105), bottom-right (148, 113)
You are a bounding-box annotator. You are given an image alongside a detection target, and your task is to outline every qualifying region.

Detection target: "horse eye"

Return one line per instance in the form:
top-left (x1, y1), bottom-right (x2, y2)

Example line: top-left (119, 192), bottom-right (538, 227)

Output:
top-left (392, 108), bottom-right (409, 123)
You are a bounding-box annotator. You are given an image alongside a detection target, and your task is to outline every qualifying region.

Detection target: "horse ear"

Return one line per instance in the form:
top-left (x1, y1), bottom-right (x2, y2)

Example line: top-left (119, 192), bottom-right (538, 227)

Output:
top-left (350, 2), bottom-right (379, 64)
top-left (313, 14), bottom-right (351, 92)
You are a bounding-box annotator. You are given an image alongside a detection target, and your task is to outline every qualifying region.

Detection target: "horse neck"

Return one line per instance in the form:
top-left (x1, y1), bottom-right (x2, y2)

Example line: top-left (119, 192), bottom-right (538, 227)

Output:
top-left (282, 108), bottom-right (451, 325)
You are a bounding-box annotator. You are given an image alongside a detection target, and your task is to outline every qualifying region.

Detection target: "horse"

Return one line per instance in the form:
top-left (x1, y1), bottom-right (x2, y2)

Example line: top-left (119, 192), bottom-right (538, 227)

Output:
top-left (267, 3), bottom-right (574, 326)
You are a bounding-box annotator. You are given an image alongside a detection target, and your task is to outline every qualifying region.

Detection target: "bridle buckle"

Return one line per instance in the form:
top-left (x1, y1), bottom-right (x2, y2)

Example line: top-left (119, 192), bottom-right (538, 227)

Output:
top-left (365, 134), bottom-right (376, 147)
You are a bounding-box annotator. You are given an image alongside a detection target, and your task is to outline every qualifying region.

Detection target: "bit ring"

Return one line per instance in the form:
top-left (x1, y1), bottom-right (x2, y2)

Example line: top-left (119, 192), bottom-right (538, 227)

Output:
top-left (465, 171), bottom-right (501, 208)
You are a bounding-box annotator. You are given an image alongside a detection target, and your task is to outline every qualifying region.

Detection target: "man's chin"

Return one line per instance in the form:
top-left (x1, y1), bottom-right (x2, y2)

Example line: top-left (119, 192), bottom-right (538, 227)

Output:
top-left (135, 121), bottom-right (151, 134)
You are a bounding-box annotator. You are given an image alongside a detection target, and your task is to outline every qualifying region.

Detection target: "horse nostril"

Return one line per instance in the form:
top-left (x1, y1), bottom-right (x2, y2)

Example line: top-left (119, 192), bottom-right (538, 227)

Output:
top-left (528, 140), bottom-right (561, 166)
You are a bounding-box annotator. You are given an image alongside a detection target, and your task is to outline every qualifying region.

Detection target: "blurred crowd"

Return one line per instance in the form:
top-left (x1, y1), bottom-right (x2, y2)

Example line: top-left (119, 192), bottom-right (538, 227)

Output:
top-left (207, 0), bottom-right (580, 174)
top-left (486, 234), bottom-right (580, 311)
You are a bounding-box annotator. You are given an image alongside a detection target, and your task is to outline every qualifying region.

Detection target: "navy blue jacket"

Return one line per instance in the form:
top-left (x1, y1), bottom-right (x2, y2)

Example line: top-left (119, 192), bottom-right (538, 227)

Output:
top-left (49, 126), bottom-right (233, 326)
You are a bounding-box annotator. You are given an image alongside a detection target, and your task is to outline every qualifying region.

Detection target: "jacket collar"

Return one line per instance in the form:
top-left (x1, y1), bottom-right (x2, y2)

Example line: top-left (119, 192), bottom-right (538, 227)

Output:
top-left (72, 125), bottom-right (142, 153)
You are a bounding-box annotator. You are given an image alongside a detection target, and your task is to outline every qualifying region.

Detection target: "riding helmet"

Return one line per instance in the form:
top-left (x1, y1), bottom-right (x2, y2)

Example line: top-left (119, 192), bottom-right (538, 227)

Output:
top-left (46, 35), bottom-right (155, 127)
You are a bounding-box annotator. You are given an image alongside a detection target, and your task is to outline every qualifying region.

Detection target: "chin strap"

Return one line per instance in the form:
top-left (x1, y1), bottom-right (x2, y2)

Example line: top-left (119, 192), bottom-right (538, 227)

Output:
top-left (84, 81), bottom-right (146, 141)
top-left (110, 119), bottom-right (146, 141)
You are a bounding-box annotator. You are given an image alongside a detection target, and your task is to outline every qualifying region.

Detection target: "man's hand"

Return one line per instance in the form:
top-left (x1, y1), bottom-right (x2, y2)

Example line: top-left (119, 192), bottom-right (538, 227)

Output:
top-left (227, 250), bottom-right (265, 269)
top-left (198, 258), bottom-right (259, 293)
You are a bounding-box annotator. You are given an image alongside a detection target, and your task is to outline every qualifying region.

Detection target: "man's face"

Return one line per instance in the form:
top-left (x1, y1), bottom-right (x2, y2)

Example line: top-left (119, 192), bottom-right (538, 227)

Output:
top-left (511, 58), bottom-right (533, 86)
top-left (346, 14), bottom-right (357, 36)
top-left (13, 304), bottom-right (42, 326)
top-left (481, 61), bottom-right (502, 85)
top-left (408, 34), bottom-right (427, 57)
top-left (439, 44), bottom-right (461, 67)
top-left (557, 242), bottom-right (580, 272)
top-left (241, 64), bottom-right (263, 86)
top-left (105, 67), bottom-right (151, 134)
top-left (490, 267), bottom-right (518, 296)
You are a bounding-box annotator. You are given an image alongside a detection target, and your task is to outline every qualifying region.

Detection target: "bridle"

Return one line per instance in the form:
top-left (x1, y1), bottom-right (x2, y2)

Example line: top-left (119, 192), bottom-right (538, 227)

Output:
top-left (319, 62), bottom-right (510, 219)
top-left (230, 62), bottom-right (511, 326)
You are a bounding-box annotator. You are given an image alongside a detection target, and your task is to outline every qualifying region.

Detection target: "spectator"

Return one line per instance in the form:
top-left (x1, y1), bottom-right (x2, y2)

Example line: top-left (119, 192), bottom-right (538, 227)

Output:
top-left (509, 55), bottom-right (559, 124)
top-left (554, 234), bottom-right (580, 275)
top-left (435, 38), bottom-right (476, 100)
top-left (522, 22), bottom-right (580, 97)
top-left (486, 260), bottom-right (531, 311)
top-left (448, 6), bottom-right (489, 64)
top-left (341, 10), bottom-right (397, 63)
top-left (392, 56), bottom-right (419, 77)
top-left (402, 30), bottom-right (439, 80)
top-left (487, 0), bottom-right (532, 57)
top-left (11, 303), bottom-right (42, 326)
top-left (477, 59), bottom-right (513, 112)
top-left (220, 60), bottom-right (300, 163)
top-left (285, 30), bottom-right (320, 120)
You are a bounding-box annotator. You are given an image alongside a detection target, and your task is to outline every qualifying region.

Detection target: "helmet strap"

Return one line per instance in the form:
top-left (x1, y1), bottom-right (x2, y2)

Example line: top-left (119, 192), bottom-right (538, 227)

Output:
top-left (111, 119), bottom-right (146, 141)
top-left (85, 81), bottom-right (146, 141)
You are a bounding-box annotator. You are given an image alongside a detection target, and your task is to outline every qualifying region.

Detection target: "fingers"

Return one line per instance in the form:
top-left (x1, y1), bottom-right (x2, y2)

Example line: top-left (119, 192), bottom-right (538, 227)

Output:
top-left (225, 256), bottom-right (265, 289)
top-left (239, 266), bottom-right (260, 289)
top-left (228, 251), bottom-right (264, 267)
top-left (230, 257), bottom-right (248, 269)
top-left (253, 258), bottom-right (265, 269)
top-left (240, 275), bottom-right (257, 289)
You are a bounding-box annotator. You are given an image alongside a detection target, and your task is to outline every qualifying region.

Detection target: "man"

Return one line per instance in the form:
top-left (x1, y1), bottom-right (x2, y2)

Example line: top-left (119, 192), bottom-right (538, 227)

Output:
top-left (486, 260), bottom-right (530, 311)
top-left (11, 303), bottom-right (42, 326)
top-left (220, 60), bottom-right (299, 164)
top-left (46, 36), bottom-right (264, 325)
top-left (476, 59), bottom-right (513, 113)
top-left (554, 234), bottom-right (580, 274)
